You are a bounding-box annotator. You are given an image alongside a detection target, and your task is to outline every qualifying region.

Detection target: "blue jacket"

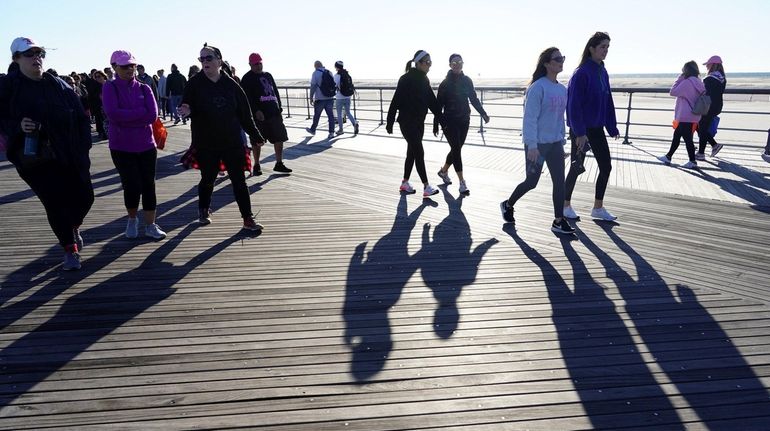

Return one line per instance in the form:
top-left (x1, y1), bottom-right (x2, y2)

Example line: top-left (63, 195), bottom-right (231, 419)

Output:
top-left (566, 59), bottom-right (619, 137)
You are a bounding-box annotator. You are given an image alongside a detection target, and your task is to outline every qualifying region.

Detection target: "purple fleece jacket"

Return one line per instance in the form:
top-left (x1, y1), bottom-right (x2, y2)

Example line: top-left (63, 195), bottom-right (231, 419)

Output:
top-left (566, 59), bottom-right (619, 137)
top-left (102, 78), bottom-right (158, 152)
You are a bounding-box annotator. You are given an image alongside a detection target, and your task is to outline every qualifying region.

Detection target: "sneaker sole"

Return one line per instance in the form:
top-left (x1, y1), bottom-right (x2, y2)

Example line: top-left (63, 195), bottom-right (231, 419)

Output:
top-left (423, 190), bottom-right (439, 197)
top-left (400, 189), bottom-right (416, 195)
top-left (551, 227), bottom-right (576, 235)
top-left (243, 225), bottom-right (264, 231)
top-left (591, 214), bottom-right (618, 221)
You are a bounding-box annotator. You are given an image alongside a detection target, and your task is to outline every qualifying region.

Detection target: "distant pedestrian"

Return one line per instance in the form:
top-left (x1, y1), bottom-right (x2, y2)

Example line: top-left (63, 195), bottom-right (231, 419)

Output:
top-left (166, 63), bottom-right (187, 124)
top-left (500, 47), bottom-right (574, 234)
top-left (156, 69), bottom-right (168, 120)
top-left (188, 65), bottom-right (199, 80)
top-left (103, 67), bottom-right (114, 81)
top-left (333, 60), bottom-right (359, 136)
top-left (434, 53), bottom-right (489, 196)
top-left (657, 61), bottom-right (705, 169)
top-left (306, 61), bottom-right (336, 139)
top-left (386, 50), bottom-right (444, 198)
top-left (696, 55), bottom-right (726, 160)
top-left (102, 50), bottom-right (167, 241)
top-left (90, 70), bottom-right (108, 140)
top-left (564, 31), bottom-right (620, 221)
top-left (177, 44), bottom-right (265, 231)
top-left (136, 64), bottom-right (159, 106)
top-left (0, 37), bottom-right (94, 270)
top-left (241, 52), bottom-right (292, 175)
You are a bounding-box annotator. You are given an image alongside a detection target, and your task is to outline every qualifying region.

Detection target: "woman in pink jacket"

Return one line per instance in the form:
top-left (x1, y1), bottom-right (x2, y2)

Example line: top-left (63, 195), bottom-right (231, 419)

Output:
top-left (657, 61), bottom-right (705, 169)
top-left (102, 50), bottom-right (166, 240)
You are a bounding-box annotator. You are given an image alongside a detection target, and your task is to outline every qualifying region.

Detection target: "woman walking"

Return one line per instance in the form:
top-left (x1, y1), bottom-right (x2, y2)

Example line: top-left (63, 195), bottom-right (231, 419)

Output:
top-left (102, 50), bottom-right (167, 240)
top-left (564, 31), bottom-right (620, 221)
top-left (386, 50), bottom-right (444, 198)
top-left (500, 47), bottom-right (574, 234)
top-left (657, 61), bottom-right (705, 169)
top-left (696, 55), bottom-right (726, 160)
top-left (434, 54), bottom-right (489, 195)
top-left (178, 44), bottom-right (265, 231)
top-left (0, 37), bottom-right (94, 270)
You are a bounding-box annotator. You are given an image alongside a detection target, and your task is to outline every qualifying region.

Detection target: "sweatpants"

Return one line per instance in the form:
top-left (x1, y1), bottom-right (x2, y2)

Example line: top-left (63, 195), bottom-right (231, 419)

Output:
top-left (196, 146), bottom-right (252, 218)
top-left (110, 148), bottom-right (158, 211)
top-left (565, 127), bottom-right (613, 201)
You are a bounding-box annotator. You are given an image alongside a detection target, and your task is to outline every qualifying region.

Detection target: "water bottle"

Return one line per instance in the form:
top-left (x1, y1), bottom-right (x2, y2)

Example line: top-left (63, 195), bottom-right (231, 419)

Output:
top-left (571, 140), bottom-right (590, 175)
top-left (23, 123), bottom-right (40, 156)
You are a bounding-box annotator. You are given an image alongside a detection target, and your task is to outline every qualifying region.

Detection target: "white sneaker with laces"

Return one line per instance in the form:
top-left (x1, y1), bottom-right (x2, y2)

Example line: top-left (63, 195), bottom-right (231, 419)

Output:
top-left (681, 161), bottom-right (698, 169)
top-left (459, 181), bottom-right (469, 195)
top-left (125, 217), bottom-right (139, 239)
top-left (437, 170), bottom-right (452, 185)
top-left (657, 155), bottom-right (671, 165)
top-left (399, 181), bottom-right (415, 194)
top-left (423, 184), bottom-right (439, 197)
top-left (145, 223), bottom-right (167, 240)
top-left (563, 205), bottom-right (579, 219)
top-left (591, 207), bottom-right (618, 221)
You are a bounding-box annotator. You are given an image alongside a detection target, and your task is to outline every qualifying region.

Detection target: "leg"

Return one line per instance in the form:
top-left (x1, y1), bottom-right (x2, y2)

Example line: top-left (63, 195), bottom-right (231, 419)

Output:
top-left (697, 116), bottom-right (712, 155)
top-left (18, 162), bottom-right (79, 247)
top-left (195, 148), bottom-right (221, 211)
top-left (309, 100), bottom-right (323, 132)
top-left (507, 144), bottom-right (543, 207)
top-left (682, 122), bottom-right (696, 162)
top-left (587, 128), bottom-right (612, 206)
top-left (324, 100), bottom-right (335, 135)
top-left (666, 124), bottom-right (684, 160)
top-left (541, 142), bottom-right (566, 219)
top-left (110, 149), bottom-right (143, 218)
top-left (343, 98), bottom-right (357, 125)
top-left (564, 130), bottom-right (581, 205)
top-left (402, 122), bottom-right (428, 184)
top-left (336, 99), bottom-right (344, 132)
top-left (401, 123), bottom-right (416, 180)
top-left (221, 146), bottom-right (252, 218)
top-left (274, 142), bottom-right (284, 163)
top-left (138, 148), bottom-right (159, 223)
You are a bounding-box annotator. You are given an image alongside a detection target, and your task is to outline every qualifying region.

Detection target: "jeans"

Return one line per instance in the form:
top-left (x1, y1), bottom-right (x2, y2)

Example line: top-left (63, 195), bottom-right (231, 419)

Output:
top-left (310, 99), bottom-right (334, 134)
top-left (335, 98), bottom-right (357, 130)
top-left (169, 95), bottom-right (183, 121)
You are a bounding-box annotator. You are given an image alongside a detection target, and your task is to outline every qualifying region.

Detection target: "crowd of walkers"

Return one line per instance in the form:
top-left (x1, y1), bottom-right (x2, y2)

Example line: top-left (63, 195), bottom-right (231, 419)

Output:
top-left (0, 33), bottom-right (765, 272)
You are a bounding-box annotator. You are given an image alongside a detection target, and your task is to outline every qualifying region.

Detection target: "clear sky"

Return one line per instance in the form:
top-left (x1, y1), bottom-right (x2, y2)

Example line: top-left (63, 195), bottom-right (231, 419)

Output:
top-left (1, 0), bottom-right (768, 80)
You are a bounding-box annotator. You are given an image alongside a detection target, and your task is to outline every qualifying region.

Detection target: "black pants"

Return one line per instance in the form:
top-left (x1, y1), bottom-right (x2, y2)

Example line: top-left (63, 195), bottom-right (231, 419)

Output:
top-left (508, 142), bottom-right (566, 219)
top-left (667, 122), bottom-right (696, 162)
top-left (565, 127), bottom-right (612, 201)
top-left (94, 107), bottom-right (106, 137)
top-left (17, 161), bottom-right (94, 247)
top-left (110, 148), bottom-right (158, 211)
top-left (400, 120), bottom-right (428, 183)
top-left (159, 97), bottom-right (169, 119)
top-left (196, 146), bottom-right (251, 218)
top-left (443, 118), bottom-right (470, 173)
top-left (697, 115), bottom-right (718, 154)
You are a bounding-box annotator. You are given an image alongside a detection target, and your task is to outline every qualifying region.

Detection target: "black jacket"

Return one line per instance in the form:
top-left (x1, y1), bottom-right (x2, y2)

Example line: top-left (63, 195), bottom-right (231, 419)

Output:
top-left (0, 71), bottom-right (92, 178)
top-left (166, 70), bottom-right (187, 97)
top-left (704, 73), bottom-right (726, 116)
top-left (181, 71), bottom-right (264, 150)
top-left (386, 68), bottom-right (443, 128)
top-left (240, 70), bottom-right (282, 119)
top-left (435, 71), bottom-right (487, 122)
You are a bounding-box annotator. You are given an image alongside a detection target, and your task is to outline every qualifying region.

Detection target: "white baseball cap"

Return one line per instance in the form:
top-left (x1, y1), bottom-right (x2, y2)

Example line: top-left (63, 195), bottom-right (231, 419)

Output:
top-left (10, 37), bottom-right (43, 54)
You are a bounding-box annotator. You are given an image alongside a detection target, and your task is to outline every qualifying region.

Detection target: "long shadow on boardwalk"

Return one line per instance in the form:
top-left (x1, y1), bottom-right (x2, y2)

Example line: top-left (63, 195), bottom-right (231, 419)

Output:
top-left (506, 226), bottom-right (684, 429)
top-left (580, 223), bottom-right (770, 429)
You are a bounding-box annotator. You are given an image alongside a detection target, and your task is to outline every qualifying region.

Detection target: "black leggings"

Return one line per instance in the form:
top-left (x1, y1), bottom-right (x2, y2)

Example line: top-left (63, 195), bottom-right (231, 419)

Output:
top-left (18, 161), bottom-right (94, 247)
top-left (196, 146), bottom-right (251, 218)
top-left (400, 121), bottom-right (428, 184)
top-left (443, 118), bottom-right (470, 173)
top-left (565, 127), bottom-right (612, 201)
top-left (697, 115), bottom-right (719, 154)
top-left (507, 142), bottom-right (566, 219)
top-left (110, 148), bottom-right (158, 211)
top-left (667, 122), bottom-right (696, 162)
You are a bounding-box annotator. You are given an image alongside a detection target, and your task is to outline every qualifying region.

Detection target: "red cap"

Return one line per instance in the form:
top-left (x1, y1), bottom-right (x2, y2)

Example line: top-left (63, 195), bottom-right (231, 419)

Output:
top-left (248, 53), bottom-right (262, 64)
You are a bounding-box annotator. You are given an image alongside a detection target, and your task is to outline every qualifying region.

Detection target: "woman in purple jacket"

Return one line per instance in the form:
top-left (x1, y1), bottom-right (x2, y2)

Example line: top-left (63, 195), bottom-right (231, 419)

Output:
top-left (102, 50), bottom-right (166, 240)
top-left (564, 31), bottom-right (620, 222)
top-left (657, 61), bottom-right (705, 169)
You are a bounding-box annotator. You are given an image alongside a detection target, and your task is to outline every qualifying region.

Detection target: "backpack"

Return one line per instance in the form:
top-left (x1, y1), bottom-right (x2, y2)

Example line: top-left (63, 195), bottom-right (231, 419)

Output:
top-left (338, 70), bottom-right (355, 97)
top-left (691, 92), bottom-right (712, 115)
top-left (319, 70), bottom-right (337, 97)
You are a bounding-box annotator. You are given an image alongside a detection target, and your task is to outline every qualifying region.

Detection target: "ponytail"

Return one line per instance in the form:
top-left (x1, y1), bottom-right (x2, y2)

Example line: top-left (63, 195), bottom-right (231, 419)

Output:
top-left (404, 60), bottom-right (413, 73)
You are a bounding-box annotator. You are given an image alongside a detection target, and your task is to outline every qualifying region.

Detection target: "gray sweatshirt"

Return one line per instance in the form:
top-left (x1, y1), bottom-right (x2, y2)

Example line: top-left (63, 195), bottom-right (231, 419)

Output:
top-left (522, 76), bottom-right (567, 148)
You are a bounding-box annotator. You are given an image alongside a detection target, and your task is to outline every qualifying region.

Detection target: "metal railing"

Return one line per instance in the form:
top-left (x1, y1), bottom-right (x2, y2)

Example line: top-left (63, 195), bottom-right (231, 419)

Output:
top-left (279, 85), bottom-right (770, 147)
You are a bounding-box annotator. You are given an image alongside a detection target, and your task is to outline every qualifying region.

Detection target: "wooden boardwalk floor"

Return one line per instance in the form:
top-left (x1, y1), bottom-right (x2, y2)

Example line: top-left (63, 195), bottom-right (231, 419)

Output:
top-left (1, 119), bottom-right (770, 430)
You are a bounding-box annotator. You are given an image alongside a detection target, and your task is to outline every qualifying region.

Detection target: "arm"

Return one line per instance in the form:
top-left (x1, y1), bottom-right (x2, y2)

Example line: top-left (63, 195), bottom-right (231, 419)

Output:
top-left (605, 74), bottom-right (619, 137)
top-left (270, 74), bottom-right (282, 111)
top-left (433, 81), bottom-right (446, 135)
top-left (521, 83), bottom-right (543, 148)
top-left (386, 77), bottom-right (403, 132)
top-left (466, 77), bottom-right (488, 120)
top-left (426, 80), bottom-right (444, 128)
top-left (669, 75), bottom-right (687, 97)
top-left (566, 71), bottom-right (588, 137)
top-left (309, 71), bottom-right (319, 101)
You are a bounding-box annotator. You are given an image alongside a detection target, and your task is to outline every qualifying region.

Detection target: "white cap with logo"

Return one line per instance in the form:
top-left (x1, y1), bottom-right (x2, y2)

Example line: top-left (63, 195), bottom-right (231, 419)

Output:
top-left (10, 37), bottom-right (42, 54)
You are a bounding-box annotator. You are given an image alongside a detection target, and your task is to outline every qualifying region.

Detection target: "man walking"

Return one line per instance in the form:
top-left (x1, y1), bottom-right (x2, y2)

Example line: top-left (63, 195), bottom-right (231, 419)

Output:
top-left (306, 61), bottom-right (336, 139)
top-left (156, 69), bottom-right (168, 120)
top-left (241, 53), bottom-right (292, 175)
top-left (333, 60), bottom-right (359, 136)
top-left (136, 64), bottom-right (159, 106)
top-left (166, 63), bottom-right (187, 124)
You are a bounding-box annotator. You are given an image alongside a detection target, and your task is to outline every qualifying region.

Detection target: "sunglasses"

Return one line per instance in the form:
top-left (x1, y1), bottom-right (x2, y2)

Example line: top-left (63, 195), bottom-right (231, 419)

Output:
top-left (117, 64), bottom-right (136, 70)
top-left (550, 55), bottom-right (566, 63)
top-left (198, 55), bottom-right (217, 63)
top-left (420, 59), bottom-right (432, 66)
top-left (450, 60), bottom-right (464, 66)
top-left (22, 50), bottom-right (46, 59)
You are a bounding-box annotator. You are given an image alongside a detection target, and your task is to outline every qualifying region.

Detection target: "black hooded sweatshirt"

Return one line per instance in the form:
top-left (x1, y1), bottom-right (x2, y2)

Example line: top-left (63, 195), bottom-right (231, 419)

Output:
top-left (386, 68), bottom-right (443, 128)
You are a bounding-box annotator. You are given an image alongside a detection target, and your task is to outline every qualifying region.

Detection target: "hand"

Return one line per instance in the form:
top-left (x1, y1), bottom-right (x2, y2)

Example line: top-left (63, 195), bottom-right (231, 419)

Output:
top-left (386, 124), bottom-right (393, 134)
top-left (433, 125), bottom-right (439, 137)
top-left (20, 118), bottom-right (39, 133)
top-left (249, 137), bottom-right (264, 147)
top-left (575, 135), bottom-right (588, 152)
top-left (526, 147), bottom-right (540, 163)
top-left (482, 113), bottom-right (490, 124)
top-left (611, 134), bottom-right (620, 140)
top-left (309, 99), bottom-right (315, 106)
top-left (255, 110), bottom-right (265, 122)
top-left (177, 103), bottom-right (191, 119)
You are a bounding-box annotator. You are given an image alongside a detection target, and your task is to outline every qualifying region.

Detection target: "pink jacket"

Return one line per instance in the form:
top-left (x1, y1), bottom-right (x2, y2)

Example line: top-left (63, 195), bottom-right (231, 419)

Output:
top-left (102, 78), bottom-right (158, 152)
top-left (670, 76), bottom-right (706, 123)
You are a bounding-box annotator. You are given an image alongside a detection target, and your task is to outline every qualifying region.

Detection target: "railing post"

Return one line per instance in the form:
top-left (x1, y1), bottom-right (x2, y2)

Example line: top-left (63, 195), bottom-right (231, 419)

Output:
top-left (305, 88), bottom-right (311, 120)
top-left (478, 89), bottom-right (485, 134)
top-left (623, 91), bottom-right (633, 145)
top-left (379, 89), bottom-right (384, 125)
top-left (284, 88), bottom-right (291, 118)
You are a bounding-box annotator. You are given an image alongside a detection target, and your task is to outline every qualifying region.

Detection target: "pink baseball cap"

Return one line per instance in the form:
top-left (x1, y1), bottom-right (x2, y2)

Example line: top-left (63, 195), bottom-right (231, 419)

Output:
top-left (110, 50), bottom-right (137, 66)
top-left (249, 53), bottom-right (262, 64)
top-left (10, 37), bottom-right (42, 54)
top-left (703, 55), bottom-right (722, 65)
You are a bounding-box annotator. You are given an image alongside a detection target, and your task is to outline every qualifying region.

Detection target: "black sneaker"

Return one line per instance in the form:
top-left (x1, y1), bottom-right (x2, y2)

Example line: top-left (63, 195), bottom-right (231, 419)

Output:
top-left (198, 208), bottom-right (212, 225)
top-left (243, 216), bottom-right (264, 231)
top-left (551, 218), bottom-right (576, 235)
top-left (252, 166), bottom-right (263, 176)
top-left (274, 163), bottom-right (292, 173)
top-left (500, 201), bottom-right (514, 223)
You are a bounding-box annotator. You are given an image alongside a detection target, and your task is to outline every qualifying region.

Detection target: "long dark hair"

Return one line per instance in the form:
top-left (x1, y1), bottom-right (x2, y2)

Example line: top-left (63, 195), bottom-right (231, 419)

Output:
top-left (682, 61), bottom-right (700, 78)
top-left (579, 31), bottom-right (610, 66)
top-left (405, 50), bottom-right (428, 73)
top-left (530, 47), bottom-right (560, 85)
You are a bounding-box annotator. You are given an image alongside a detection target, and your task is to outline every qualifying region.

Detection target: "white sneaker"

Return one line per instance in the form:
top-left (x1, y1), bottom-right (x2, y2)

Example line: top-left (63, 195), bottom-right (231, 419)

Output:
top-left (399, 181), bottom-right (415, 194)
top-left (125, 217), bottom-right (139, 239)
top-left (459, 180), bottom-right (469, 195)
top-left (681, 161), bottom-right (698, 169)
top-left (657, 155), bottom-right (671, 165)
top-left (591, 207), bottom-right (618, 221)
top-left (423, 184), bottom-right (439, 197)
top-left (563, 205), bottom-right (579, 219)
top-left (145, 223), bottom-right (167, 240)
top-left (437, 170), bottom-right (452, 185)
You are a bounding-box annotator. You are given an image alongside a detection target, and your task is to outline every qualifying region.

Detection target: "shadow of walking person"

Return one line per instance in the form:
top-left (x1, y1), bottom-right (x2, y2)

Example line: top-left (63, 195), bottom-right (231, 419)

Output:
top-left (505, 226), bottom-right (684, 429)
top-left (0, 225), bottom-right (256, 410)
top-left (419, 186), bottom-right (497, 339)
top-left (581, 222), bottom-right (770, 429)
top-left (343, 194), bottom-right (433, 382)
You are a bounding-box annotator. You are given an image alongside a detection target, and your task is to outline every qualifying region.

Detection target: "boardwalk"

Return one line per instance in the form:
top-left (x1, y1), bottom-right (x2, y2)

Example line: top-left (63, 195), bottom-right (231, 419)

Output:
top-left (1, 118), bottom-right (770, 430)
